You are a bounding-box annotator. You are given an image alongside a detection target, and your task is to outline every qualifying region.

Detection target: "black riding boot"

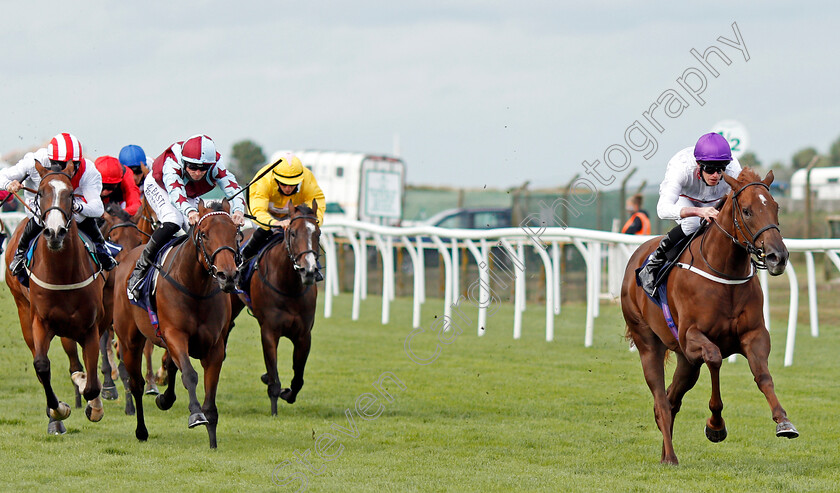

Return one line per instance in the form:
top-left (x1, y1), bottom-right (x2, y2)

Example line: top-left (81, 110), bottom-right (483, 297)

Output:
top-left (78, 218), bottom-right (117, 271)
top-left (127, 222), bottom-right (179, 301)
top-left (237, 227), bottom-right (274, 276)
top-left (637, 225), bottom-right (688, 297)
top-left (10, 218), bottom-right (43, 277)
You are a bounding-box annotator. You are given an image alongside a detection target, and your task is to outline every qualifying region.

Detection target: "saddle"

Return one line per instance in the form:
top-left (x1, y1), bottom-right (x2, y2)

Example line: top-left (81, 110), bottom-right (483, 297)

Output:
top-left (128, 235), bottom-right (189, 330)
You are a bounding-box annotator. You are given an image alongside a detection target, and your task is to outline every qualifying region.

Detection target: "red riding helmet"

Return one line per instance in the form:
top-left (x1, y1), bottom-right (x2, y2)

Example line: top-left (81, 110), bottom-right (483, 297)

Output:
top-left (180, 134), bottom-right (219, 168)
top-left (95, 156), bottom-right (125, 184)
top-left (48, 133), bottom-right (83, 162)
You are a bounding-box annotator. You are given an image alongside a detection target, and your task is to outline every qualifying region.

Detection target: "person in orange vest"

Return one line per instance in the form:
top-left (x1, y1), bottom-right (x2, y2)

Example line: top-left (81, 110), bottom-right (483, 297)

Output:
top-left (621, 193), bottom-right (651, 235)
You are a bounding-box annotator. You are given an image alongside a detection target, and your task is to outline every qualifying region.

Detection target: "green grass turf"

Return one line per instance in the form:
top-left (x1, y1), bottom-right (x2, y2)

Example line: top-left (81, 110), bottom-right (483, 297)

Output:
top-left (0, 280), bottom-right (838, 492)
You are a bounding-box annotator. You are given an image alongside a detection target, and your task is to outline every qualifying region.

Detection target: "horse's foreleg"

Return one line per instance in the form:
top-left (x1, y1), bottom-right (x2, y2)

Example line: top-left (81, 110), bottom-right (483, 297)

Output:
top-left (166, 337), bottom-right (207, 429)
top-left (741, 329), bottom-right (799, 439)
top-left (60, 337), bottom-right (84, 409)
top-left (81, 329), bottom-right (104, 422)
top-left (99, 329), bottom-right (118, 400)
top-left (636, 339), bottom-right (677, 464)
top-left (155, 352), bottom-right (178, 411)
top-left (665, 353), bottom-right (702, 439)
top-left (260, 330), bottom-right (282, 416)
top-left (282, 331), bottom-right (311, 405)
top-left (200, 343), bottom-right (226, 449)
top-left (684, 329), bottom-right (727, 442)
top-left (121, 336), bottom-right (148, 441)
top-left (32, 319), bottom-right (69, 421)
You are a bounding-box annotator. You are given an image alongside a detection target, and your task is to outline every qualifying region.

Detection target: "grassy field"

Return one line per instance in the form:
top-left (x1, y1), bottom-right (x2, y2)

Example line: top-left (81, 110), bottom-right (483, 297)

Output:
top-left (0, 279), bottom-right (838, 492)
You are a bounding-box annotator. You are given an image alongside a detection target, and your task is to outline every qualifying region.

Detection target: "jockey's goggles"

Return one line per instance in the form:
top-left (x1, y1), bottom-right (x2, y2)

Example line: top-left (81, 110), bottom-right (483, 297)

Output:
top-left (102, 182), bottom-right (120, 192)
top-left (129, 166), bottom-right (144, 175)
top-left (49, 158), bottom-right (80, 171)
top-left (698, 161), bottom-right (729, 175)
top-left (185, 162), bottom-right (211, 172)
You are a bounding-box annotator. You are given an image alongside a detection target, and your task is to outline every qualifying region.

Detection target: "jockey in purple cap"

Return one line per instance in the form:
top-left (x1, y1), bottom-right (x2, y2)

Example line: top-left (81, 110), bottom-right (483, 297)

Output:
top-left (637, 132), bottom-right (741, 297)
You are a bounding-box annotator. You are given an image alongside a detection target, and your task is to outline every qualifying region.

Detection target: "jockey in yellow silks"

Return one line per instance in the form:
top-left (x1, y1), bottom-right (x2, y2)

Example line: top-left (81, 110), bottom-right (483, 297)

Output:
top-left (239, 153), bottom-right (325, 269)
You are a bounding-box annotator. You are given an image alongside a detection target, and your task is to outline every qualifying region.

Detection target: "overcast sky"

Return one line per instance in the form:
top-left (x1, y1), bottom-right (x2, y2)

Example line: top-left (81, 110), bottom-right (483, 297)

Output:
top-left (1, 1), bottom-right (837, 190)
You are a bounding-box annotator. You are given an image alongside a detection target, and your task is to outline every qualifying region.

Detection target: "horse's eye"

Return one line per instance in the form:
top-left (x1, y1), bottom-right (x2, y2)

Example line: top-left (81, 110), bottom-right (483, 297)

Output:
top-left (743, 208), bottom-right (752, 217)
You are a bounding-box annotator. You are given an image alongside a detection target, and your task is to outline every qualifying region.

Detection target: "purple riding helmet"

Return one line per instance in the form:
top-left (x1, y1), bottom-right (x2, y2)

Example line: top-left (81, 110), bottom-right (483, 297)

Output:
top-left (694, 132), bottom-right (732, 162)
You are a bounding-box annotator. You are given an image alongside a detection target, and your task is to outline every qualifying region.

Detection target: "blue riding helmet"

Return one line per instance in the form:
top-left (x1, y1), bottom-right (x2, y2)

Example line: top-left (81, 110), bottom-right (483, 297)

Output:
top-left (119, 144), bottom-right (147, 169)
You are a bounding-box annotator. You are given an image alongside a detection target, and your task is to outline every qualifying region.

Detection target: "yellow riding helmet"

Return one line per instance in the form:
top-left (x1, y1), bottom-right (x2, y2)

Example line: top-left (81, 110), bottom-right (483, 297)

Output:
top-left (271, 154), bottom-right (305, 186)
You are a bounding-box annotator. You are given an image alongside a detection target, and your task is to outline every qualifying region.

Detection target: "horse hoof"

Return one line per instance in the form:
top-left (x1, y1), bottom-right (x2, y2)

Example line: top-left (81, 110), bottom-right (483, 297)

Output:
top-left (144, 382), bottom-right (160, 395)
top-left (47, 420), bottom-right (67, 435)
top-left (71, 371), bottom-right (87, 391)
top-left (136, 428), bottom-right (149, 442)
top-left (188, 412), bottom-right (209, 428)
top-left (101, 385), bottom-right (119, 400)
top-left (776, 421), bottom-right (799, 439)
top-left (155, 394), bottom-right (173, 411)
top-left (260, 373), bottom-right (269, 385)
top-left (705, 425), bottom-right (728, 443)
top-left (279, 388), bottom-right (296, 404)
top-left (49, 402), bottom-right (71, 421)
top-left (85, 403), bottom-right (104, 422)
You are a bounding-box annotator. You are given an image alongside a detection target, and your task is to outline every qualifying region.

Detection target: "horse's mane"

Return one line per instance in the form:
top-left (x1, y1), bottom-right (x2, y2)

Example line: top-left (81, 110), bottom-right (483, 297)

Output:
top-left (106, 204), bottom-right (134, 222)
top-left (295, 203), bottom-right (315, 216)
top-left (736, 167), bottom-right (761, 183)
top-left (203, 200), bottom-right (228, 212)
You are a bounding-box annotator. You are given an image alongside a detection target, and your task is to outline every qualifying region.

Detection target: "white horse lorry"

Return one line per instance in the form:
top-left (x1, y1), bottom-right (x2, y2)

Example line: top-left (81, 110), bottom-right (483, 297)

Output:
top-left (269, 150), bottom-right (406, 226)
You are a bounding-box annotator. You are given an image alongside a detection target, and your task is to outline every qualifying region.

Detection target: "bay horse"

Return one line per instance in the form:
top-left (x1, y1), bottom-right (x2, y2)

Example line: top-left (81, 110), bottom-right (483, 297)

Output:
top-left (4, 161), bottom-right (105, 434)
top-left (231, 200), bottom-right (319, 415)
top-left (621, 168), bottom-right (798, 465)
top-left (112, 199), bottom-right (241, 448)
top-left (100, 205), bottom-right (160, 414)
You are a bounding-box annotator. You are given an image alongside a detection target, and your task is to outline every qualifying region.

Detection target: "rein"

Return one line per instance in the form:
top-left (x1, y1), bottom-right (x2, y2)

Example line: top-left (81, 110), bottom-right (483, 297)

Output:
top-left (107, 221), bottom-right (152, 240)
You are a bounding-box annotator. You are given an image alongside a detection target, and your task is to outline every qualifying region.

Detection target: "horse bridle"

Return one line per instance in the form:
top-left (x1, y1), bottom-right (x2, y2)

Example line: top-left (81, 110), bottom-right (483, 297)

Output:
top-left (284, 214), bottom-right (320, 272)
top-left (192, 211), bottom-right (243, 278)
top-left (706, 181), bottom-right (779, 272)
top-left (36, 171), bottom-right (75, 230)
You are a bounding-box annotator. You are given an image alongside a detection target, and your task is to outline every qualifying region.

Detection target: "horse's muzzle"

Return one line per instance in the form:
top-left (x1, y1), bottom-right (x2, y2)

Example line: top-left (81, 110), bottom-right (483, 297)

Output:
top-left (42, 226), bottom-right (67, 251)
top-left (215, 269), bottom-right (239, 293)
top-left (764, 249), bottom-right (789, 276)
top-left (299, 267), bottom-right (316, 286)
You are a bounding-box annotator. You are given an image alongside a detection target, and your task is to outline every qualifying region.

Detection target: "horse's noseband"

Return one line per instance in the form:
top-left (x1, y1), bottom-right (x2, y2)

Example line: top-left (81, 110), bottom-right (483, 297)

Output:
top-left (285, 214), bottom-right (320, 272)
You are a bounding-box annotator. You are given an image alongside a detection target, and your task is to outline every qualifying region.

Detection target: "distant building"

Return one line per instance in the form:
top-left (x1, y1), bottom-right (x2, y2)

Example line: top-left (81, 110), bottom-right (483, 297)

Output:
top-left (791, 167), bottom-right (840, 200)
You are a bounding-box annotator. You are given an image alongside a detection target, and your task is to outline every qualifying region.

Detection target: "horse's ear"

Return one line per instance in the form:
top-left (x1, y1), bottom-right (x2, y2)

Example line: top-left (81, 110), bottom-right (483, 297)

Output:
top-left (763, 170), bottom-right (775, 187)
top-left (311, 199), bottom-right (318, 214)
top-left (65, 161), bottom-right (76, 177)
top-left (723, 173), bottom-right (739, 190)
top-left (34, 159), bottom-right (48, 177)
top-left (198, 198), bottom-right (206, 213)
top-left (221, 198), bottom-right (231, 213)
top-left (287, 200), bottom-right (294, 216)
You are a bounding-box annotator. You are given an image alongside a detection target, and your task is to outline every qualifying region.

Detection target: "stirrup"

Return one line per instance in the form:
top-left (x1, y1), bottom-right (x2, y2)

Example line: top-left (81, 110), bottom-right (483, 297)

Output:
top-left (10, 254), bottom-right (26, 276)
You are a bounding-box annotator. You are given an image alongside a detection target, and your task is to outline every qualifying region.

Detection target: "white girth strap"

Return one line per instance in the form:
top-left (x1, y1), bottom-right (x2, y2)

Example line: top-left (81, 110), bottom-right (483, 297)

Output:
top-left (27, 267), bottom-right (102, 291)
top-left (676, 262), bottom-right (755, 285)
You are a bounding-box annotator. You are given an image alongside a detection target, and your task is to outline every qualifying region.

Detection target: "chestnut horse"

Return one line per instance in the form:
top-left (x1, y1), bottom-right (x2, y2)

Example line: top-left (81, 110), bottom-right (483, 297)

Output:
top-left (112, 200), bottom-right (240, 448)
top-left (231, 201), bottom-right (319, 415)
top-left (4, 162), bottom-right (105, 434)
top-left (621, 168), bottom-right (798, 465)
